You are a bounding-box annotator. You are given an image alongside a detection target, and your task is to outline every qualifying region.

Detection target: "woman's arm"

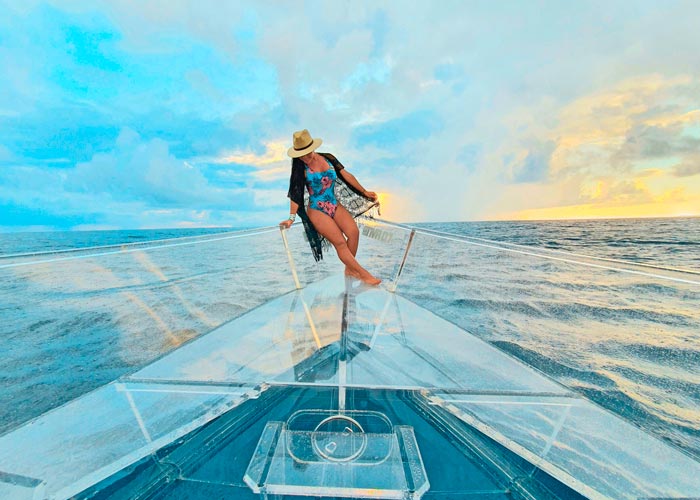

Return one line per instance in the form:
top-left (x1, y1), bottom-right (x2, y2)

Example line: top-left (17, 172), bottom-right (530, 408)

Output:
top-left (339, 170), bottom-right (378, 201)
top-left (279, 200), bottom-right (299, 228)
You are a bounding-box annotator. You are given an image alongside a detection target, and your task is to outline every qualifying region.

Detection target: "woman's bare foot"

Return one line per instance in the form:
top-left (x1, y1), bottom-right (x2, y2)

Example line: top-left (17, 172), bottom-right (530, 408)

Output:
top-left (345, 267), bottom-right (380, 285)
top-left (359, 273), bottom-right (382, 286)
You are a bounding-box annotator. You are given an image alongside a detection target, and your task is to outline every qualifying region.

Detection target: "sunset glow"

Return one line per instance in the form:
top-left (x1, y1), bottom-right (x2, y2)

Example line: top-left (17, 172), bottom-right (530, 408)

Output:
top-left (1, 2), bottom-right (699, 229)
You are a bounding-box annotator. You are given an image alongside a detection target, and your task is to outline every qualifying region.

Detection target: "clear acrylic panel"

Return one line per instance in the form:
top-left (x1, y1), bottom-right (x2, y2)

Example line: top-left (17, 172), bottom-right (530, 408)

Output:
top-left (355, 217), bottom-right (415, 285)
top-left (0, 228), bottom-right (296, 436)
top-left (244, 416), bottom-right (428, 499)
top-left (341, 280), bottom-right (570, 393)
top-left (0, 380), bottom-right (256, 499)
top-left (131, 279), bottom-right (347, 386)
top-left (130, 273), bottom-right (569, 394)
top-left (428, 392), bottom-right (700, 499)
top-left (392, 224), bottom-right (700, 457)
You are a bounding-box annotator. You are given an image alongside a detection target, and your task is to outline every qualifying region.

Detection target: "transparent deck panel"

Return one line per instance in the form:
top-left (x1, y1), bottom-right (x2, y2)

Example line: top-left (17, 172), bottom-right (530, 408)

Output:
top-left (131, 274), bottom-right (571, 394)
top-left (0, 380), bottom-right (259, 499)
top-left (426, 392), bottom-right (700, 498)
top-left (243, 412), bottom-right (429, 499)
top-left (0, 222), bottom-right (699, 499)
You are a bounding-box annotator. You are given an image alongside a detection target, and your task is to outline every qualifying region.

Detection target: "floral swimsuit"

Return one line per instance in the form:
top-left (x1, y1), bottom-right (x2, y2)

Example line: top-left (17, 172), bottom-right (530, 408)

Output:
top-left (305, 158), bottom-right (339, 218)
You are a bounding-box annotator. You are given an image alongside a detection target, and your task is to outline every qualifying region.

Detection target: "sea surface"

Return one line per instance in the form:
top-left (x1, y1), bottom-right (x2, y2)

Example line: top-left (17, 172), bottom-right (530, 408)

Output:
top-left (0, 217), bottom-right (698, 468)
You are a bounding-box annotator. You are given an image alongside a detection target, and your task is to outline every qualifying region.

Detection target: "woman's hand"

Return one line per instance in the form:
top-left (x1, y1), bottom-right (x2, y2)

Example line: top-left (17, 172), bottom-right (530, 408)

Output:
top-left (279, 219), bottom-right (293, 229)
top-left (364, 191), bottom-right (378, 201)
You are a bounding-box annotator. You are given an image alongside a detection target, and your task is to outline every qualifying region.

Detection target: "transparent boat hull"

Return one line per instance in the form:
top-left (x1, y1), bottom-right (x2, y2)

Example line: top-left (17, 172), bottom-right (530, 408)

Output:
top-left (1, 222), bottom-right (699, 499)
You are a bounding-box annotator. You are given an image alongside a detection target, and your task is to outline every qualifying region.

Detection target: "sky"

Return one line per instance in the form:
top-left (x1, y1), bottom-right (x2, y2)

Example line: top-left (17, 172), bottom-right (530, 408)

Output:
top-left (1, 0), bottom-right (699, 231)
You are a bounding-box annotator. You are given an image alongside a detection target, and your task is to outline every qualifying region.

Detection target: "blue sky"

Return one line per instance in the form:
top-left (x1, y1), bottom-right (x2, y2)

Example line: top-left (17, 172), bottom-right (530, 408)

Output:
top-left (1, 0), bottom-right (699, 231)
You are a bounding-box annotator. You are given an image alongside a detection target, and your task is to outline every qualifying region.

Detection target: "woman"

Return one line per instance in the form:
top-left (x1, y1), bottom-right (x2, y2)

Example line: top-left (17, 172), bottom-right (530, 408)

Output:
top-left (279, 129), bottom-right (381, 286)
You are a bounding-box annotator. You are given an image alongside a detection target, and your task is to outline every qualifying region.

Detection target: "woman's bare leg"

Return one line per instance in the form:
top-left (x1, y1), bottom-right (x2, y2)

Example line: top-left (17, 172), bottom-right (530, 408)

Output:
top-left (334, 204), bottom-right (360, 257)
top-left (307, 208), bottom-right (380, 285)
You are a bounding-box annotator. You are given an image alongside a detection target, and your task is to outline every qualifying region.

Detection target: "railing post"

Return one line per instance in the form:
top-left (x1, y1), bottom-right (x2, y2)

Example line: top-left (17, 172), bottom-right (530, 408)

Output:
top-left (389, 229), bottom-right (416, 293)
top-left (280, 227), bottom-right (302, 290)
top-left (338, 284), bottom-right (349, 412)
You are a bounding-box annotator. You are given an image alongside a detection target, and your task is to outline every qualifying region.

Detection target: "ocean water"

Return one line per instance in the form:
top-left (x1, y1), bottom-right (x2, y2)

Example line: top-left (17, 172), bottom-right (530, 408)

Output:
top-left (419, 217), bottom-right (700, 272)
top-left (0, 227), bottom-right (235, 257)
top-left (0, 217), bottom-right (698, 468)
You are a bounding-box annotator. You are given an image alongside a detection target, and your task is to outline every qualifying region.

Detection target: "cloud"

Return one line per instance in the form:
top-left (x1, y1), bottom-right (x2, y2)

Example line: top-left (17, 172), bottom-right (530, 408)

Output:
top-left (634, 168), bottom-right (666, 178)
top-left (550, 75), bottom-right (697, 174)
top-left (492, 178), bottom-right (697, 220)
top-left (578, 178), bottom-right (654, 205)
top-left (509, 140), bottom-right (556, 184)
top-left (67, 128), bottom-right (231, 207)
top-left (214, 139), bottom-right (287, 167)
top-left (479, 74), bottom-right (700, 218)
top-left (0, 128), bottom-right (290, 230)
top-left (203, 139), bottom-right (292, 183)
top-left (3, 1), bottom-right (700, 229)
top-left (616, 123), bottom-right (700, 161)
top-left (1, 1), bottom-right (282, 169)
top-left (671, 155), bottom-right (700, 177)
top-left (643, 109), bottom-right (700, 128)
top-left (351, 110), bottom-right (443, 150)
top-left (656, 186), bottom-right (689, 203)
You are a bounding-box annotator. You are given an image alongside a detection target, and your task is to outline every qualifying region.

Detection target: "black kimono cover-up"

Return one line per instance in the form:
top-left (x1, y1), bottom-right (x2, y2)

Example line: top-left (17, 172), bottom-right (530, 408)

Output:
top-left (286, 152), bottom-right (379, 261)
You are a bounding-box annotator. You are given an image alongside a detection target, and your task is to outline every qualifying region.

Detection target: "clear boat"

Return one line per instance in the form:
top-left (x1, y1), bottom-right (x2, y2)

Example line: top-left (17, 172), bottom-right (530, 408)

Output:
top-left (0, 218), bottom-right (699, 499)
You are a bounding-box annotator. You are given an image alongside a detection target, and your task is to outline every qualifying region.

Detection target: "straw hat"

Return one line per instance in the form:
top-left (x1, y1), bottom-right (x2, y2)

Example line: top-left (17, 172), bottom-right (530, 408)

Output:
top-left (287, 129), bottom-right (323, 158)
